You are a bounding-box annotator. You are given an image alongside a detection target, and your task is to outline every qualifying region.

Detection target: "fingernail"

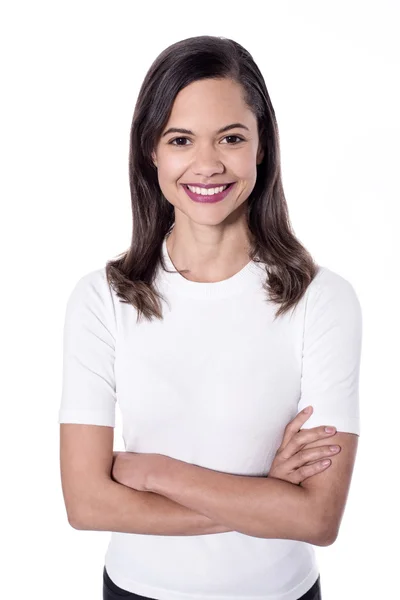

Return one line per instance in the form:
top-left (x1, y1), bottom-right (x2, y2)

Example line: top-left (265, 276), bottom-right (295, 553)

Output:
top-left (303, 406), bottom-right (311, 413)
top-left (325, 427), bottom-right (335, 433)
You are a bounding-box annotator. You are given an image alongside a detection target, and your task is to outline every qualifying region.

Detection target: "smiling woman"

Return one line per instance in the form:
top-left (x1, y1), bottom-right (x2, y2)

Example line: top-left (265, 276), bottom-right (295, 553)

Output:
top-left (59, 35), bottom-right (362, 600)
top-left (151, 77), bottom-right (264, 226)
top-left (106, 35), bottom-right (320, 306)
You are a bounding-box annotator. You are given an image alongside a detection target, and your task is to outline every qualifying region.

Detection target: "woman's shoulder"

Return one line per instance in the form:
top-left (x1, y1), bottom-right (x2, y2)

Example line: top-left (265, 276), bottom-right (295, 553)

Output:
top-left (306, 264), bottom-right (362, 316)
top-left (64, 266), bottom-right (116, 314)
top-left (68, 265), bottom-right (110, 294)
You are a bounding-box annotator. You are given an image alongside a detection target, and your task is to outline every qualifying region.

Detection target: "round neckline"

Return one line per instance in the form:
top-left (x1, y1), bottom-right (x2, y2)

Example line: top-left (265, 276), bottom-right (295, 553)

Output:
top-left (159, 235), bottom-right (265, 299)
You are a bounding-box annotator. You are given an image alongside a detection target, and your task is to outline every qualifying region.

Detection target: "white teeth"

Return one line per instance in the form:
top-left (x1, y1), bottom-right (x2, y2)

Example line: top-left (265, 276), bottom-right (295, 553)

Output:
top-left (187, 184), bottom-right (229, 195)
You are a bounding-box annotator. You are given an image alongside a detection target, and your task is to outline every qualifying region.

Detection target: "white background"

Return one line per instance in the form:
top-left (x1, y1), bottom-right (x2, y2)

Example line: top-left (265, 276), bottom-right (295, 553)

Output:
top-left (1, 1), bottom-right (399, 598)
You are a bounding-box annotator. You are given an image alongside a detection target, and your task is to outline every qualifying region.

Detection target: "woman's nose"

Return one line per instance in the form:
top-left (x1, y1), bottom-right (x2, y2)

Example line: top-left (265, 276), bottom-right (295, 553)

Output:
top-left (191, 147), bottom-right (225, 176)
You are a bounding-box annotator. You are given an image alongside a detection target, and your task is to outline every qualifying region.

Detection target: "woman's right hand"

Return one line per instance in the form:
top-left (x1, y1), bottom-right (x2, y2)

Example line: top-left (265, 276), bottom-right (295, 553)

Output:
top-left (268, 406), bottom-right (341, 485)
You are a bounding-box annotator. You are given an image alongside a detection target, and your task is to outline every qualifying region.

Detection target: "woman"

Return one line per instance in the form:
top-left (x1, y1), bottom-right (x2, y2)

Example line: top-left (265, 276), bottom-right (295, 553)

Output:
top-left (59, 35), bottom-right (362, 600)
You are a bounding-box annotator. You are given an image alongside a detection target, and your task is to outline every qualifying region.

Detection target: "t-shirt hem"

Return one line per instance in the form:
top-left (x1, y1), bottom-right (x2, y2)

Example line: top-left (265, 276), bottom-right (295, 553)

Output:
top-left (58, 408), bottom-right (115, 427)
top-left (104, 562), bottom-right (320, 600)
top-left (300, 413), bottom-right (360, 436)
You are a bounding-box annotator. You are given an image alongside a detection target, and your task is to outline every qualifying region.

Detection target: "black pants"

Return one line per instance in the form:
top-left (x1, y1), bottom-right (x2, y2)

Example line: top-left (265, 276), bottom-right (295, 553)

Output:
top-left (103, 566), bottom-right (322, 599)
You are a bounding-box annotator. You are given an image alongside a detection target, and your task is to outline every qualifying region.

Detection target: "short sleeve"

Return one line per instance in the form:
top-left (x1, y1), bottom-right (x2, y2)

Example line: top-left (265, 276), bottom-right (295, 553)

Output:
top-left (297, 268), bottom-right (362, 436)
top-left (58, 268), bottom-right (117, 427)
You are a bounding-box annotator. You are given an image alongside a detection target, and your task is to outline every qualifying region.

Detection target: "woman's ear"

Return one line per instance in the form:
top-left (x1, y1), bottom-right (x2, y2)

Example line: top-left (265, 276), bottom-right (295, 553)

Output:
top-left (256, 145), bottom-right (264, 165)
top-left (151, 151), bottom-right (157, 168)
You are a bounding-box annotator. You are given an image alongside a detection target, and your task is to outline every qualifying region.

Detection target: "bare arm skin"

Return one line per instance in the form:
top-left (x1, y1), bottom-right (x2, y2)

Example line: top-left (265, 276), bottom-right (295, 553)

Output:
top-left (144, 455), bottom-right (328, 545)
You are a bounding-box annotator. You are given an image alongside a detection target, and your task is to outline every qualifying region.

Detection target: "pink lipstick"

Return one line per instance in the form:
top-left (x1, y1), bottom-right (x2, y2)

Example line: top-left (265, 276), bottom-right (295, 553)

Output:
top-left (182, 183), bottom-right (235, 203)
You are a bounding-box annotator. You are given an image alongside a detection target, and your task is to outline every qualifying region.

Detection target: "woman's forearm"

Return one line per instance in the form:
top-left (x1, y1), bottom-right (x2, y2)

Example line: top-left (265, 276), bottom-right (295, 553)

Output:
top-left (75, 475), bottom-right (233, 535)
top-left (85, 451), bottom-right (232, 536)
top-left (147, 455), bottom-right (324, 544)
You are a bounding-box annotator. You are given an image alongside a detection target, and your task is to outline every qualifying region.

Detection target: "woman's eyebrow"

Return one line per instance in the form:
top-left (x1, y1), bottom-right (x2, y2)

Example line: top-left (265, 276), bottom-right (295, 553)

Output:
top-left (162, 123), bottom-right (250, 137)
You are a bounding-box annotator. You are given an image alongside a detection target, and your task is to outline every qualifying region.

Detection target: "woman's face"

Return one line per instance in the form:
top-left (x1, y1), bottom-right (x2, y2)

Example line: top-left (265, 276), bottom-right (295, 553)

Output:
top-left (152, 78), bottom-right (264, 227)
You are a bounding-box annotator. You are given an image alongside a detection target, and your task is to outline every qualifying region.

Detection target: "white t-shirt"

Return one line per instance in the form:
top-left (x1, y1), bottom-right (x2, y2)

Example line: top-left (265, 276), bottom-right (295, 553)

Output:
top-left (58, 235), bottom-right (362, 600)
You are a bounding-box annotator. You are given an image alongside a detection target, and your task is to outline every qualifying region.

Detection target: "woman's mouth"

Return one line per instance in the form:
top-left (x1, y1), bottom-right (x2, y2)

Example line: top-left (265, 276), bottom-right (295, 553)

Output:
top-left (182, 182), bottom-right (236, 203)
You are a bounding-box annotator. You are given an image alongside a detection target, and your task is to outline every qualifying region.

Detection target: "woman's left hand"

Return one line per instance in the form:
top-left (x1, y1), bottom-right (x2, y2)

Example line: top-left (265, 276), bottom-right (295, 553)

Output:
top-left (112, 451), bottom-right (163, 491)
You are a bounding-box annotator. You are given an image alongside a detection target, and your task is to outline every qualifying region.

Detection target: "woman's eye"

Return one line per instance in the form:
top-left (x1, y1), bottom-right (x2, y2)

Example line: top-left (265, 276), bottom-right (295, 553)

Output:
top-left (169, 137), bottom-right (190, 146)
top-left (169, 135), bottom-right (244, 146)
top-left (222, 135), bottom-right (244, 144)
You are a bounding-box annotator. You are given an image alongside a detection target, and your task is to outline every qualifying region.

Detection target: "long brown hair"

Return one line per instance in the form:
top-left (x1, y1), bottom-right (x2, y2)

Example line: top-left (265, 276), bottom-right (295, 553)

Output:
top-left (106, 35), bottom-right (319, 322)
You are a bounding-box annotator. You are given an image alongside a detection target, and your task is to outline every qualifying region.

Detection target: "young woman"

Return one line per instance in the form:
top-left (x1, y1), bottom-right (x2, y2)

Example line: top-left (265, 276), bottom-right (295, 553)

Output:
top-left (59, 35), bottom-right (362, 600)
